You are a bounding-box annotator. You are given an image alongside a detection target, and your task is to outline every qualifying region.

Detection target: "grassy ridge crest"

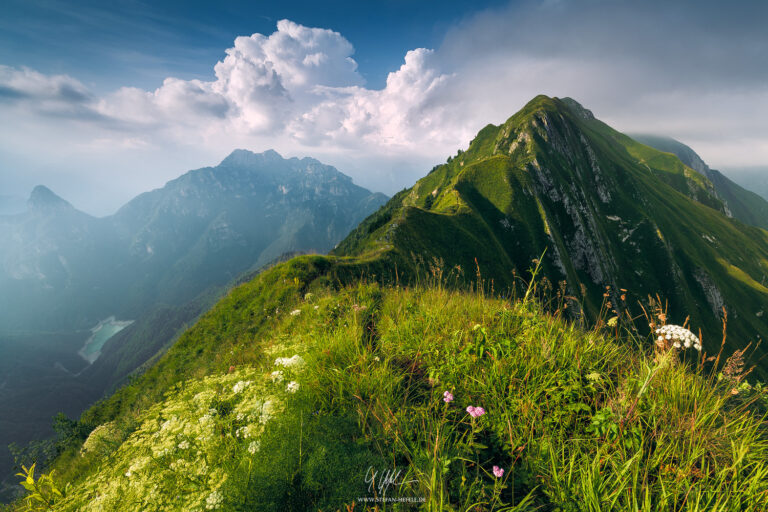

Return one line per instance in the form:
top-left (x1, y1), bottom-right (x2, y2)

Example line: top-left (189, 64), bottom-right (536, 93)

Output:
top-left (9, 255), bottom-right (768, 510)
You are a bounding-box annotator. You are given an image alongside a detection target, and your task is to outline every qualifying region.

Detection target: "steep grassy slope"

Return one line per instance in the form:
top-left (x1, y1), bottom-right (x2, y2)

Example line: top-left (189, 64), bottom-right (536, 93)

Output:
top-left (631, 134), bottom-right (768, 230)
top-left (335, 96), bottom-right (768, 376)
top-left (12, 256), bottom-right (768, 511)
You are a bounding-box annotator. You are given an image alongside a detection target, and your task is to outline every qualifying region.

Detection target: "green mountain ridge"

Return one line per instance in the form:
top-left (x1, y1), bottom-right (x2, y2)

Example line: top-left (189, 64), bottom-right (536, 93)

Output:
top-left (335, 95), bottom-right (768, 375)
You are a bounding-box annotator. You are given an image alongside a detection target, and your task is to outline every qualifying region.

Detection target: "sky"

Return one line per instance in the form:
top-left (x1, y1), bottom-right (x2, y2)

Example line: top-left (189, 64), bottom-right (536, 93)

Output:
top-left (1, 0), bottom-right (767, 215)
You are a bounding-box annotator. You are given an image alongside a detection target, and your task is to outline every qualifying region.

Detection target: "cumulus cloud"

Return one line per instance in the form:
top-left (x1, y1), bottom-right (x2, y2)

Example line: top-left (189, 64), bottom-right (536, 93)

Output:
top-left (1, 1), bottom-right (767, 215)
top-left (58, 18), bottom-right (456, 151)
top-left (288, 48), bottom-right (457, 148)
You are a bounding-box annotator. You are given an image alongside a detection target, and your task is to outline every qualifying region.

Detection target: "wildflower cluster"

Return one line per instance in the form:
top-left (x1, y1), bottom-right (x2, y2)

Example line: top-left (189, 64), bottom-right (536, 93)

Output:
top-left (466, 405), bottom-right (485, 418)
top-left (274, 354), bottom-right (305, 368)
top-left (271, 354), bottom-right (304, 394)
top-left (443, 391), bottom-right (504, 483)
top-left (80, 421), bottom-right (120, 457)
top-left (48, 368), bottom-right (288, 511)
top-left (656, 324), bottom-right (701, 352)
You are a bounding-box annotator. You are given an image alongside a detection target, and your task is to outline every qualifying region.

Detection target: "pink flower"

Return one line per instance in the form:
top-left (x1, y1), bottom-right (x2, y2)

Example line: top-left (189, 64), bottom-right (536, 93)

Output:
top-left (492, 466), bottom-right (504, 478)
top-left (466, 406), bottom-right (485, 418)
top-left (443, 391), bottom-right (454, 403)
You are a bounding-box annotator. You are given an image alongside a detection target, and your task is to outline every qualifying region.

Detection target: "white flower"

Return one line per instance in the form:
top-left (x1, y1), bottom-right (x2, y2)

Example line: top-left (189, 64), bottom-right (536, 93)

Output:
top-left (177, 440), bottom-right (189, 450)
top-left (655, 325), bottom-right (701, 352)
top-left (205, 490), bottom-right (224, 510)
top-left (270, 370), bottom-right (284, 383)
top-left (286, 381), bottom-right (300, 393)
top-left (274, 355), bottom-right (305, 369)
top-left (248, 441), bottom-right (260, 454)
top-left (290, 309), bottom-right (302, 316)
top-left (232, 380), bottom-right (252, 394)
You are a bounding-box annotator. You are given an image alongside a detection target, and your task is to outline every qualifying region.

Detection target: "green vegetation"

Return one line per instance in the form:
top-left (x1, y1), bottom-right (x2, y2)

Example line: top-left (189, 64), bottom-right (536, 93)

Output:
top-left (10, 256), bottom-right (768, 510)
top-left (333, 95), bottom-right (768, 377)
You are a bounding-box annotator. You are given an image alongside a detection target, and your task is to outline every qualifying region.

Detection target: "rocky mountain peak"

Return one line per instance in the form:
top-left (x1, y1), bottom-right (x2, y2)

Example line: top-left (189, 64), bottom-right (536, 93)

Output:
top-left (220, 148), bottom-right (284, 168)
top-left (560, 97), bottom-right (595, 121)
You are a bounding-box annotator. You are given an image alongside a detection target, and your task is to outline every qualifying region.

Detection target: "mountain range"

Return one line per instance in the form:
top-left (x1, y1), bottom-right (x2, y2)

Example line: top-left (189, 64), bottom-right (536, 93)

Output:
top-left (0, 150), bottom-right (387, 499)
top-left (0, 149), bottom-right (387, 332)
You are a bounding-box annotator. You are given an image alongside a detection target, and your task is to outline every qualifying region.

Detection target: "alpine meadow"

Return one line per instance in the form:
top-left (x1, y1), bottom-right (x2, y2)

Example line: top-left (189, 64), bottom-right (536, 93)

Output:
top-left (2, 1), bottom-right (768, 511)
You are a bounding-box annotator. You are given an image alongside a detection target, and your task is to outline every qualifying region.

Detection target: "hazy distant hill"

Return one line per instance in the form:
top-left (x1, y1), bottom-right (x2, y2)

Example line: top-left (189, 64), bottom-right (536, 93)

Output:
top-left (631, 134), bottom-right (768, 230)
top-left (0, 149), bottom-right (387, 331)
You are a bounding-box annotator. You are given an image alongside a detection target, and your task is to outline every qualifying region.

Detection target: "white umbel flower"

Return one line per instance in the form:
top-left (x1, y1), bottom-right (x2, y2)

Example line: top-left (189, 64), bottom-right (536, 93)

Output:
top-left (655, 324), bottom-right (702, 351)
top-left (274, 355), bottom-right (305, 369)
top-left (232, 380), bottom-right (251, 394)
top-left (205, 490), bottom-right (223, 510)
top-left (286, 381), bottom-right (300, 393)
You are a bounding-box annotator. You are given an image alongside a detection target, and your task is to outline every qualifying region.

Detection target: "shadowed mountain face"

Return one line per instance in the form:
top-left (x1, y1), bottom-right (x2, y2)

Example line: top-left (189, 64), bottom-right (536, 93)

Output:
top-left (0, 150), bottom-right (387, 331)
top-left (631, 134), bottom-right (768, 230)
top-left (0, 150), bottom-right (387, 497)
top-left (335, 95), bottom-right (768, 376)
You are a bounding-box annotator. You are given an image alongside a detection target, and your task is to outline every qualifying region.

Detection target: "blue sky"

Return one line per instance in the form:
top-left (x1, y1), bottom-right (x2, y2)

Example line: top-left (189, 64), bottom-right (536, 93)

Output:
top-left (0, 0), bottom-right (506, 92)
top-left (1, 0), bottom-right (767, 215)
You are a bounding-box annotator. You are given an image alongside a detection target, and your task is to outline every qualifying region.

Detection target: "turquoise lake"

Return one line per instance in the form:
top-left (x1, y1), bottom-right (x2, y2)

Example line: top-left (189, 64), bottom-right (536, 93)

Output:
top-left (78, 317), bottom-right (133, 364)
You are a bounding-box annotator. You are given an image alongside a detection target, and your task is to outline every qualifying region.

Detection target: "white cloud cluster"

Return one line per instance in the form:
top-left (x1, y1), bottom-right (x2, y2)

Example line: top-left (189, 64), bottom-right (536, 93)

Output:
top-left (288, 48), bottom-right (457, 148)
top-left (0, 65), bottom-right (90, 104)
top-left (59, 19), bottom-right (458, 157)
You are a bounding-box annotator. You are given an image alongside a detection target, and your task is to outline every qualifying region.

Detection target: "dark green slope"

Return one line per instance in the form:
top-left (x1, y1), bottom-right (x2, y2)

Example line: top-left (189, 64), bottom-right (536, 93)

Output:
top-left (632, 134), bottom-right (768, 230)
top-left (335, 95), bottom-right (768, 373)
